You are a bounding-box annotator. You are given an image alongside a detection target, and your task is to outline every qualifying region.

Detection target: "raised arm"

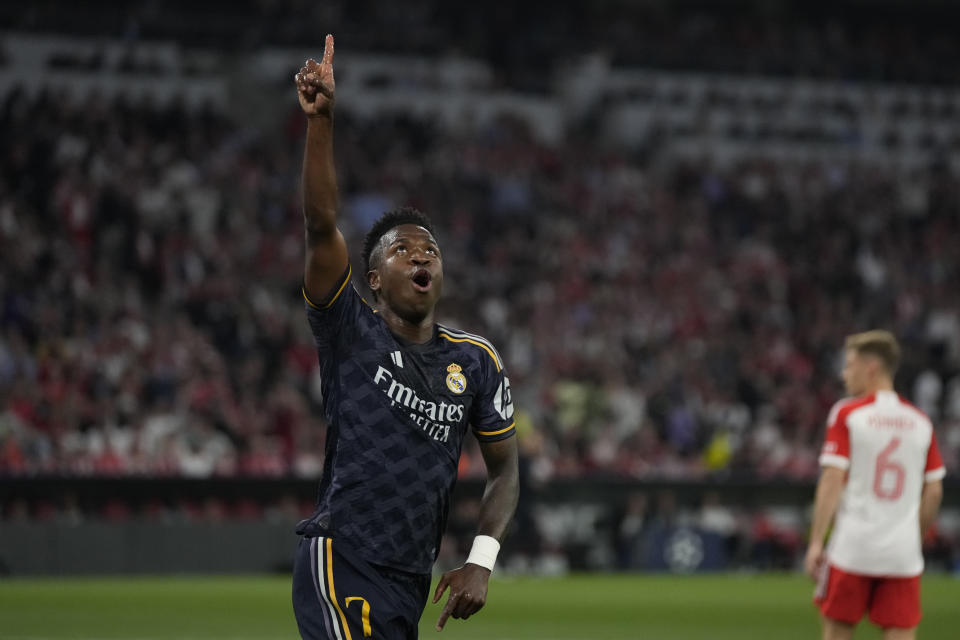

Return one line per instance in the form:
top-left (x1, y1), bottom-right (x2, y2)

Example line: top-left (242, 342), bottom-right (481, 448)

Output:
top-left (295, 34), bottom-right (349, 302)
top-left (433, 437), bottom-right (519, 631)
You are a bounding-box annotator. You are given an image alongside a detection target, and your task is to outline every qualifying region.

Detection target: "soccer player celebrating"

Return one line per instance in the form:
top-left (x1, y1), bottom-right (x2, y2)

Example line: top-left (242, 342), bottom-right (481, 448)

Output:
top-left (806, 330), bottom-right (945, 640)
top-left (289, 36), bottom-right (519, 640)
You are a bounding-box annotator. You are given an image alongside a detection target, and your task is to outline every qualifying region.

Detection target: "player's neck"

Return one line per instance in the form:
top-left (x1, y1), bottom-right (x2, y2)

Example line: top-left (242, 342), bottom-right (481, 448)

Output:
top-left (379, 307), bottom-right (435, 344)
top-left (862, 378), bottom-right (894, 395)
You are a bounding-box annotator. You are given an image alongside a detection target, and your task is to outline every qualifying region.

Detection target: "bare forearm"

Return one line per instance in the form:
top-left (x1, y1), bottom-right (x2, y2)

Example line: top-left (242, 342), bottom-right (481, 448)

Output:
top-left (810, 469), bottom-right (845, 545)
top-left (476, 467), bottom-right (519, 542)
top-left (302, 116), bottom-right (339, 236)
top-left (919, 481), bottom-right (943, 537)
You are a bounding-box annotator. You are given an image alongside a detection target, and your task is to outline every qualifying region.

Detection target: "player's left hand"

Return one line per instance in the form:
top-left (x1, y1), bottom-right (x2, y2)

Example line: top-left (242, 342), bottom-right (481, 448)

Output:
top-left (432, 563), bottom-right (491, 631)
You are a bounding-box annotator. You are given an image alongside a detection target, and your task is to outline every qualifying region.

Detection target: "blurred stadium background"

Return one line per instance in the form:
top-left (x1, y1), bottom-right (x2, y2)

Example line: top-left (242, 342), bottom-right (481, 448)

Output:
top-left (1, 0), bottom-right (960, 636)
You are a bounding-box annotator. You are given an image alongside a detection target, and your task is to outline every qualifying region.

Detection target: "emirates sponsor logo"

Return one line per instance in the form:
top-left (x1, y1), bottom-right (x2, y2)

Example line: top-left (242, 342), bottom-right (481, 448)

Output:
top-left (373, 365), bottom-right (464, 443)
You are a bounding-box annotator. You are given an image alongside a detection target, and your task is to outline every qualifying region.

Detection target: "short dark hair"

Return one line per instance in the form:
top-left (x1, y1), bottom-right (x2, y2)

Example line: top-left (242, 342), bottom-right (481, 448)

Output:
top-left (845, 330), bottom-right (901, 375)
top-left (361, 206), bottom-right (438, 275)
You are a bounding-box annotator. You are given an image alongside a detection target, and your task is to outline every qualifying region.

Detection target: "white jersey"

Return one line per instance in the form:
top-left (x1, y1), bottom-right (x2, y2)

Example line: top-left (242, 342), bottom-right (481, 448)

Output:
top-left (819, 390), bottom-right (946, 576)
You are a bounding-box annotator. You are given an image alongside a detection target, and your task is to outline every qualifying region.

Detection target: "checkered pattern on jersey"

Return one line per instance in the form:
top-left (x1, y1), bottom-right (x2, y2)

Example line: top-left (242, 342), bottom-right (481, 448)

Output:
top-left (300, 268), bottom-right (515, 574)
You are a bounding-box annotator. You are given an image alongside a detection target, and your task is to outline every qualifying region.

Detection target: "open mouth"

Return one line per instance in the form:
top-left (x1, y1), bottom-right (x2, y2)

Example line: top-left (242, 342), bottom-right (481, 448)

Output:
top-left (412, 268), bottom-right (432, 291)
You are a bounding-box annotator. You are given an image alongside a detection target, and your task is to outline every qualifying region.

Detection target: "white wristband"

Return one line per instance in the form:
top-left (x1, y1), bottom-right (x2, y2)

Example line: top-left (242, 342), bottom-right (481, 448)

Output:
top-left (465, 535), bottom-right (500, 571)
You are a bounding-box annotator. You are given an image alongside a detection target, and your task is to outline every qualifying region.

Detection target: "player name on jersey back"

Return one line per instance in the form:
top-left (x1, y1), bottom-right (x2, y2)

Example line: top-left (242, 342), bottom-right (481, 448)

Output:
top-left (866, 415), bottom-right (918, 430)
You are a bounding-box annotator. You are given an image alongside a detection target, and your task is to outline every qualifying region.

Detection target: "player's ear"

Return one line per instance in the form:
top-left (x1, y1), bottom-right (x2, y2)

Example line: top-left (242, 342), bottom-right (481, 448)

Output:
top-left (367, 269), bottom-right (381, 296)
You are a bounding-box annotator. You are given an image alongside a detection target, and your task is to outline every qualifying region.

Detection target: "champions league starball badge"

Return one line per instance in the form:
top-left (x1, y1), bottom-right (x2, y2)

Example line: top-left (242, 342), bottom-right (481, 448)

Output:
top-left (446, 363), bottom-right (466, 394)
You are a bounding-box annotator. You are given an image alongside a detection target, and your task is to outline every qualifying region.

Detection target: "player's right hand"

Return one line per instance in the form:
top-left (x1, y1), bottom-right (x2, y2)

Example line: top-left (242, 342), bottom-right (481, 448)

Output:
top-left (295, 34), bottom-right (335, 118)
top-left (804, 542), bottom-right (824, 580)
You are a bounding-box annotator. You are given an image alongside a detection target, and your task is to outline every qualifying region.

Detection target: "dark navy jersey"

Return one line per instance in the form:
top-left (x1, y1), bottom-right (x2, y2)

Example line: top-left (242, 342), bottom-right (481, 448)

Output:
top-left (298, 266), bottom-right (515, 574)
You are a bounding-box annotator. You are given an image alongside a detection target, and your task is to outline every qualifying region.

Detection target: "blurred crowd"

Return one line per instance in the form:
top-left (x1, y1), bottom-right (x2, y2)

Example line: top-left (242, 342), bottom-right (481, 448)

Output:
top-left (0, 86), bottom-right (324, 479)
top-left (1, 76), bottom-right (959, 484)
top-left (4, 0), bottom-right (960, 87)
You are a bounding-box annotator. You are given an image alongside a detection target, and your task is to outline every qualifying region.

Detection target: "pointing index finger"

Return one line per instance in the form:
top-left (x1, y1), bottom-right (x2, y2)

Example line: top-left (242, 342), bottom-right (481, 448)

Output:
top-left (436, 593), bottom-right (459, 631)
top-left (322, 34), bottom-right (335, 66)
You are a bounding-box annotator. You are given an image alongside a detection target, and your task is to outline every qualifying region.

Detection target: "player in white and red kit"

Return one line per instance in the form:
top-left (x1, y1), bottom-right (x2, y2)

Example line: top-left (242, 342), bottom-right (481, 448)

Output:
top-left (805, 330), bottom-right (945, 640)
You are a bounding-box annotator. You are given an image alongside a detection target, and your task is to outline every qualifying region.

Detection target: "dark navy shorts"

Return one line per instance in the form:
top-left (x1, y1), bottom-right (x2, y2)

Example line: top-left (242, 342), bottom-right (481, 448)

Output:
top-left (292, 536), bottom-right (432, 640)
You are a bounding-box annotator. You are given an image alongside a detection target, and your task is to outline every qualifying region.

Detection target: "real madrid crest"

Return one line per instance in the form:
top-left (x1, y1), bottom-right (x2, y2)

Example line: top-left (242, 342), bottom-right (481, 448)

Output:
top-left (446, 363), bottom-right (466, 395)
